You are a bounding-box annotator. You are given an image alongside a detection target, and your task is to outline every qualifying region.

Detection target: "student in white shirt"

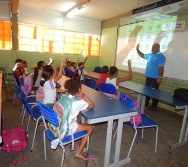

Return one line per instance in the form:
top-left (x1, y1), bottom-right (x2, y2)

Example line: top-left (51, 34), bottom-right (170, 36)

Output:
top-left (75, 56), bottom-right (88, 83)
top-left (106, 60), bottom-right (132, 89)
top-left (39, 57), bottom-right (64, 108)
top-left (64, 78), bottom-right (94, 161)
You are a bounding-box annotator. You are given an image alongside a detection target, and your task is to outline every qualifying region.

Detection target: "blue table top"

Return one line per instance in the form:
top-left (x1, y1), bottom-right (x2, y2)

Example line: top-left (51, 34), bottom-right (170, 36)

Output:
top-left (81, 85), bottom-right (137, 121)
top-left (58, 76), bottom-right (137, 123)
top-left (120, 81), bottom-right (188, 108)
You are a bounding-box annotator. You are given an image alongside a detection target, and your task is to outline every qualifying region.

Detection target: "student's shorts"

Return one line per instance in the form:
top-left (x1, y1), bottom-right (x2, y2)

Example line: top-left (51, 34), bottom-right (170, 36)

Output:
top-left (69, 122), bottom-right (78, 134)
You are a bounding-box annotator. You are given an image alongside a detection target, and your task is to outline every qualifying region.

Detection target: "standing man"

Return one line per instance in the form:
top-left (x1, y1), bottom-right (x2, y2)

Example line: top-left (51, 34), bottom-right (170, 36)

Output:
top-left (136, 43), bottom-right (166, 111)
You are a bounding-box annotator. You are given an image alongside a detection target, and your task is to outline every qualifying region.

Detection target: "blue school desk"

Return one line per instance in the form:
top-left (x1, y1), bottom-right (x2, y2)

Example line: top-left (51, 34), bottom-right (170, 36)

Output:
top-left (58, 75), bottom-right (138, 167)
top-left (84, 70), bottom-right (188, 149)
top-left (119, 81), bottom-right (188, 149)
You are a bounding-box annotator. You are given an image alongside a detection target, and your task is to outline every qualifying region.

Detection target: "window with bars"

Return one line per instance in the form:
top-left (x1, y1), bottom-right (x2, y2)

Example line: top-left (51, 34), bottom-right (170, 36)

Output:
top-left (0, 21), bottom-right (12, 50)
top-left (18, 23), bottom-right (100, 56)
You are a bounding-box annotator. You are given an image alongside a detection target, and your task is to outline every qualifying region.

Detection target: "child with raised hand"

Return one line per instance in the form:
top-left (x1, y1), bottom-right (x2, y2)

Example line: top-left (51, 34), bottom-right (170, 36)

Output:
top-left (63, 58), bottom-right (72, 76)
top-left (13, 59), bottom-right (25, 86)
top-left (75, 56), bottom-right (88, 83)
top-left (33, 57), bottom-right (53, 89)
top-left (64, 78), bottom-right (94, 161)
top-left (40, 57), bottom-right (64, 108)
top-left (106, 59), bottom-right (132, 89)
top-left (70, 58), bottom-right (79, 72)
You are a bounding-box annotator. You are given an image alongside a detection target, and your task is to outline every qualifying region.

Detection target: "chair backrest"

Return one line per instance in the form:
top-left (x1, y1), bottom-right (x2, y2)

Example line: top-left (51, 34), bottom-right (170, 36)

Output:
top-left (93, 66), bottom-right (102, 73)
top-left (12, 72), bottom-right (20, 86)
top-left (85, 78), bottom-right (96, 89)
top-left (64, 67), bottom-right (70, 77)
top-left (14, 85), bottom-right (22, 96)
top-left (119, 93), bottom-right (142, 125)
top-left (119, 93), bottom-right (134, 107)
top-left (100, 83), bottom-right (116, 95)
top-left (19, 94), bottom-right (37, 119)
top-left (69, 70), bottom-right (76, 79)
top-left (38, 102), bottom-right (59, 127)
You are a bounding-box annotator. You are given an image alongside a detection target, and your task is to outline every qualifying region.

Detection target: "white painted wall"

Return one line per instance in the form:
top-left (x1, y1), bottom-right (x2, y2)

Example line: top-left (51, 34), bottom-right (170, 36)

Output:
top-left (0, 1), bottom-right (11, 21)
top-left (18, 4), bottom-right (101, 36)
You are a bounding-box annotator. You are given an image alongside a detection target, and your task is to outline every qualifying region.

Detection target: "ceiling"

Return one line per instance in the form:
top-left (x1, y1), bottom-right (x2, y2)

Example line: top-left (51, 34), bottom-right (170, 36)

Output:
top-left (18, 0), bottom-right (160, 21)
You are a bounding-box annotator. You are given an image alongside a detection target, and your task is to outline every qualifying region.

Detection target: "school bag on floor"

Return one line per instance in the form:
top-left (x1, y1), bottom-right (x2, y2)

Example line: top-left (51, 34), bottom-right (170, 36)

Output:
top-left (48, 94), bottom-right (79, 150)
top-left (1, 126), bottom-right (28, 165)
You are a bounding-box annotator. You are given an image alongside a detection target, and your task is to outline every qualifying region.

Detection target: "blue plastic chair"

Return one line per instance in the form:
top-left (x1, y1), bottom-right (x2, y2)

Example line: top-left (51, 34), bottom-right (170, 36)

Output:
top-left (69, 70), bottom-right (76, 79)
top-left (37, 102), bottom-right (89, 167)
top-left (85, 78), bottom-right (96, 89)
top-left (19, 93), bottom-right (42, 132)
top-left (64, 67), bottom-right (70, 77)
top-left (117, 93), bottom-right (159, 153)
top-left (93, 66), bottom-right (102, 73)
top-left (13, 85), bottom-right (36, 118)
top-left (99, 83), bottom-right (116, 95)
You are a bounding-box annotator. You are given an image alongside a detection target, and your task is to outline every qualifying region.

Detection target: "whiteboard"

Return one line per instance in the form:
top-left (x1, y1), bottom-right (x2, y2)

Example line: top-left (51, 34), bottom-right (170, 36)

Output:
top-left (115, 16), bottom-right (188, 80)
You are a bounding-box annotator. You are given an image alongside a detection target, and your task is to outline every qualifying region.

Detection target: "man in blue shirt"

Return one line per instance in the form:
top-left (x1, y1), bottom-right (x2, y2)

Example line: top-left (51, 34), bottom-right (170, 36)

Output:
top-left (136, 43), bottom-right (166, 111)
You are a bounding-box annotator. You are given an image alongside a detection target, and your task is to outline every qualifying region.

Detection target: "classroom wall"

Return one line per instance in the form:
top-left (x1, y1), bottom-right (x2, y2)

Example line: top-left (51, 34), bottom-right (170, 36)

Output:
top-left (0, 50), bottom-right (99, 73)
top-left (100, 13), bottom-right (188, 115)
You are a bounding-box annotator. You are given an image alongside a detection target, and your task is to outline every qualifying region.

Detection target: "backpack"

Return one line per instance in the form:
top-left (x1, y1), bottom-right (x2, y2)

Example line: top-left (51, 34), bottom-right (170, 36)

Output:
top-left (20, 73), bottom-right (33, 95)
top-left (35, 86), bottom-right (44, 103)
top-left (48, 94), bottom-right (79, 141)
top-left (173, 88), bottom-right (188, 102)
top-left (120, 93), bottom-right (142, 126)
top-left (1, 126), bottom-right (28, 164)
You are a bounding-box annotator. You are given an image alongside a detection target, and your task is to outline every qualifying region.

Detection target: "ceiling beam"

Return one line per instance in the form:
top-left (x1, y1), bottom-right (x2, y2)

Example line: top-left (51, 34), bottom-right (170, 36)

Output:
top-left (11, 0), bottom-right (19, 15)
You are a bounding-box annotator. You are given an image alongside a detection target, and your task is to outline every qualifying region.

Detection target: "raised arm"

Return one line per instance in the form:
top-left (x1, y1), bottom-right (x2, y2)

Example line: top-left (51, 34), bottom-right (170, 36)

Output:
top-left (76, 92), bottom-right (95, 109)
top-left (136, 43), bottom-right (145, 58)
top-left (82, 56), bottom-right (88, 66)
top-left (13, 63), bottom-right (20, 71)
top-left (54, 57), bottom-right (64, 83)
top-left (48, 57), bottom-right (54, 65)
top-left (116, 59), bottom-right (132, 85)
top-left (74, 58), bottom-right (79, 69)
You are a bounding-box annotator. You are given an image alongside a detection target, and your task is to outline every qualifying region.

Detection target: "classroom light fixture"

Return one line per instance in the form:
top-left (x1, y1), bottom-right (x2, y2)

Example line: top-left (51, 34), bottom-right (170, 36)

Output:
top-left (65, 0), bottom-right (90, 18)
top-left (66, 3), bottom-right (84, 18)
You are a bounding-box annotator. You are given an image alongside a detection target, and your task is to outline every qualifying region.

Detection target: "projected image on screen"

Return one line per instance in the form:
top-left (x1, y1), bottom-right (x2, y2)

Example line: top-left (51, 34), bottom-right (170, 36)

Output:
top-left (115, 15), bottom-right (188, 80)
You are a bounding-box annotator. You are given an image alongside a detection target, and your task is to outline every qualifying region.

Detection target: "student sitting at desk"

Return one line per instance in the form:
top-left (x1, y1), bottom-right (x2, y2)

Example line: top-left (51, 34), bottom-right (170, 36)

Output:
top-left (33, 57), bottom-right (53, 90)
top-left (37, 57), bottom-right (64, 108)
top-left (64, 78), bottom-right (94, 161)
top-left (70, 58), bottom-right (79, 72)
top-left (74, 56), bottom-right (88, 84)
top-left (97, 65), bottom-right (109, 90)
top-left (106, 59), bottom-right (132, 93)
top-left (63, 58), bottom-right (72, 76)
top-left (13, 59), bottom-right (25, 86)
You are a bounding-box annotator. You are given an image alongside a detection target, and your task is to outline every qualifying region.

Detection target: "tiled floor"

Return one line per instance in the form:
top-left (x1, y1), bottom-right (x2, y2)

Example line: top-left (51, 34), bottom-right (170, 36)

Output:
top-left (1, 86), bottom-right (188, 167)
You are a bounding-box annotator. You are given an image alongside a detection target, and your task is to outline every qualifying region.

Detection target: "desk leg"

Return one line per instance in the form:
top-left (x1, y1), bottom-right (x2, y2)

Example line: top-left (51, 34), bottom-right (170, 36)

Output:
top-left (114, 118), bottom-right (123, 165)
top-left (136, 94), bottom-right (145, 114)
top-left (170, 108), bottom-right (188, 149)
top-left (104, 120), bottom-right (113, 167)
top-left (81, 116), bottom-right (86, 124)
top-left (136, 94), bottom-right (141, 106)
top-left (140, 95), bottom-right (146, 114)
top-left (109, 117), bottom-right (132, 167)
